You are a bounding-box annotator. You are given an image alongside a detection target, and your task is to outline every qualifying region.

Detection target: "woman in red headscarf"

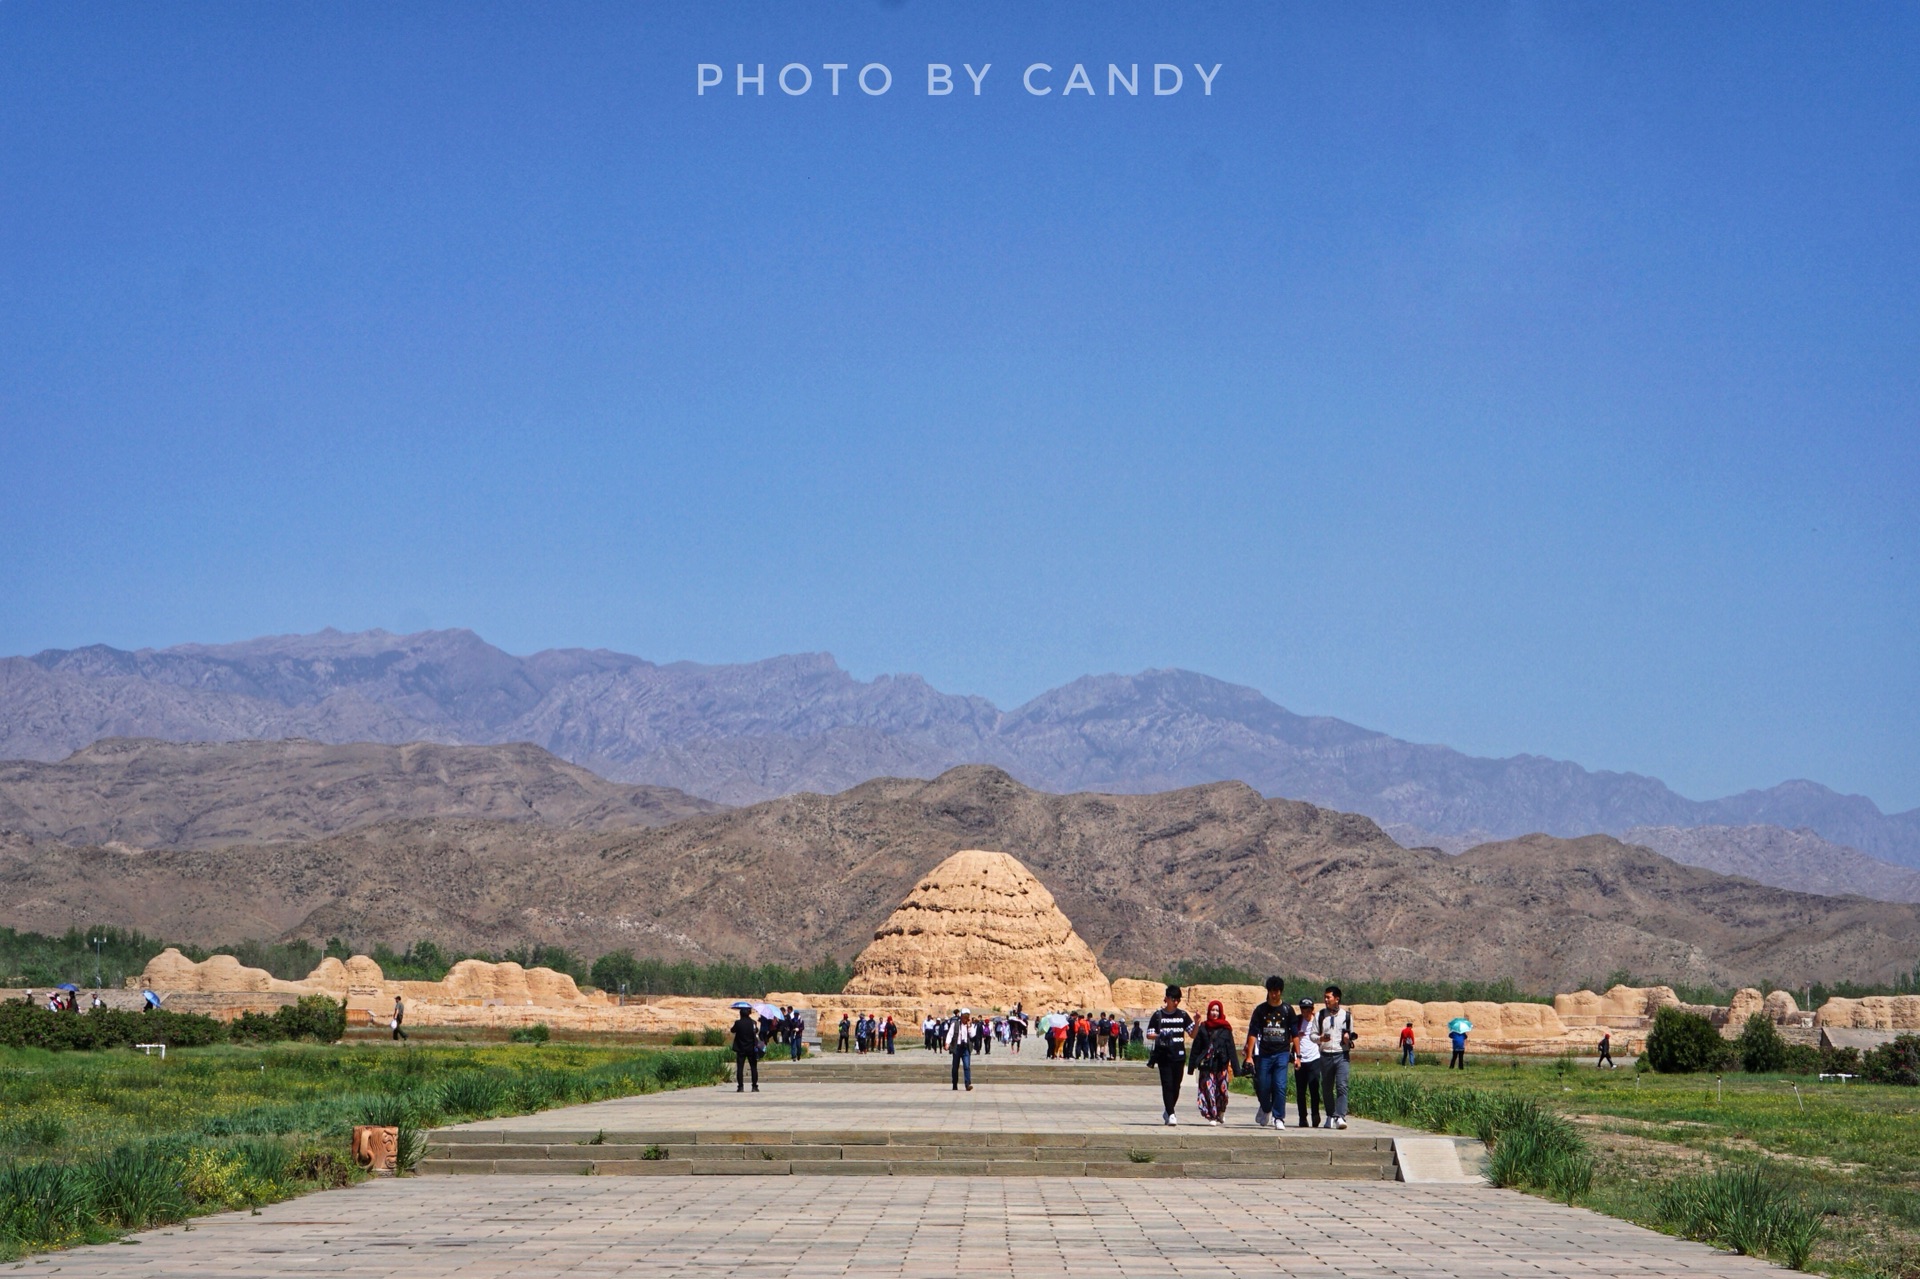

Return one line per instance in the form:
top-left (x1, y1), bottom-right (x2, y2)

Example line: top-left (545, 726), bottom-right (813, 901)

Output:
top-left (1187, 999), bottom-right (1238, 1125)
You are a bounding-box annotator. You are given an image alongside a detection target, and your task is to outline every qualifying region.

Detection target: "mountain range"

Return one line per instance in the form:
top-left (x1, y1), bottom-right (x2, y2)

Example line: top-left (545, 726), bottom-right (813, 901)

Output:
top-left (4, 627), bottom-right (1916, 871)
top-left (4, 761), bottom-right (1915, 989)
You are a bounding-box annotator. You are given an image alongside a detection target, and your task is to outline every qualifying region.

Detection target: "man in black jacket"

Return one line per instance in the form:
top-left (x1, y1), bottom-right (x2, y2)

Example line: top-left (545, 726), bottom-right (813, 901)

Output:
top-left (731, 1008), bottom-right (762, 1093)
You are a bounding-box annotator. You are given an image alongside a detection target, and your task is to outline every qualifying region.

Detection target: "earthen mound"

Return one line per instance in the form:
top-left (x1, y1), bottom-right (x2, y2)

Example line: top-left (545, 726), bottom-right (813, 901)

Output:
top-left (841, 849), bottom-right (1113, 1011)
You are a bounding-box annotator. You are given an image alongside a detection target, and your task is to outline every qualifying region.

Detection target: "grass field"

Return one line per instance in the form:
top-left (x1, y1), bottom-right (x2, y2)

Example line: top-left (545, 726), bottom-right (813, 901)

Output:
top-left (1334, 1056), bottom-right (1920, 1278)
top-left (0, 1041), bottom-right (728, 1257)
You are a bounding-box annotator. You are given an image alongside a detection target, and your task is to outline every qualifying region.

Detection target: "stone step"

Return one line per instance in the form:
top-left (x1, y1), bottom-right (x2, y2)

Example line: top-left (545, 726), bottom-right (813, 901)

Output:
top-left (419, 1130), bottom-right (1397, 1179)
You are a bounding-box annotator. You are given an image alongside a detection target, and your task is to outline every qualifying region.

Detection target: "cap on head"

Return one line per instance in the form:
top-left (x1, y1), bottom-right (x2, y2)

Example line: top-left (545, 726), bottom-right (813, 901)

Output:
top-left (1164, 984), bottom-right (1182, 1002)
top-left (1299, 997), bottom-right (1315, 1007)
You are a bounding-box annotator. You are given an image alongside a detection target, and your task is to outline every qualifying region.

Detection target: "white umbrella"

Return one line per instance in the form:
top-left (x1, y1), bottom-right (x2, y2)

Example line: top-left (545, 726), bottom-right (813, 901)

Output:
top-left (752, 1002), bottom-right (783, 1019)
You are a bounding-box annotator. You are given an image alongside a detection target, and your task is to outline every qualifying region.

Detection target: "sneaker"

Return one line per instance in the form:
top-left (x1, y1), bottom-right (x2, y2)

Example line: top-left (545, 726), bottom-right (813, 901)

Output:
top-left (1209, 1119), bottom-right (1222, 1127)
top-left (1254, 1108), bottom-right (1269, 1127)
top-left (1333, 1117), bottom-right (1347, 1129)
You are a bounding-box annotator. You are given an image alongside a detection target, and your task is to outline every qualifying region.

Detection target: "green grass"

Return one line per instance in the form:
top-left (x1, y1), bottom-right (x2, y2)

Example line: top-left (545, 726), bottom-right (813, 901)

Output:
top-left (0, 1041), bottom-right (727, 1257)
top-left (1337, 1056), bottom-right (1920, 1276)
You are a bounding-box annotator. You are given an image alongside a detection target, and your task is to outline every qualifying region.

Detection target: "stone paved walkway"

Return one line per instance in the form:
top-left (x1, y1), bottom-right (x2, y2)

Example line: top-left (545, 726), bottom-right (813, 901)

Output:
top-left (445, 1082), bottom-right (1409, 1137)
top-left (39, 1175), bottom-right (1781, 1279)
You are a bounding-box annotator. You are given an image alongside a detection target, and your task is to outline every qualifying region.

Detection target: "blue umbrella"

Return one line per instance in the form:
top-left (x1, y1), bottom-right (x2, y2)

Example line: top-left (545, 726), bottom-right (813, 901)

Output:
top-left (56, 983), bottom-right (80, 992)
top-left (1447, 1017), bottom-right (1473, 1034)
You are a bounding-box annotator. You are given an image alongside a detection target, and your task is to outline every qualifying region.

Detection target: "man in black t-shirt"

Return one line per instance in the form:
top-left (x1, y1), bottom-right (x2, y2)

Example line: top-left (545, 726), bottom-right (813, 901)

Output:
top-left (1243, 976), bottom-right (1297, 1127)
top-left (1145, 985), bottom-right (1195, 1125)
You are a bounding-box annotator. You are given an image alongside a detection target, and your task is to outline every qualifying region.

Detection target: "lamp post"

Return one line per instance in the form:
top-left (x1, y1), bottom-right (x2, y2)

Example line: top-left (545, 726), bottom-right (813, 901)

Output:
top-left (91, 935), bottom-right (106, 989)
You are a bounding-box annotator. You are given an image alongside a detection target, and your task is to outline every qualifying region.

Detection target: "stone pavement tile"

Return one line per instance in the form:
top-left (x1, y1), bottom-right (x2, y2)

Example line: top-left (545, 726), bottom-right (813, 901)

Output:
top-left (443, 1081), bottom-right (1409, 1138)
top-left (34, 1176), bottom-right (1786, 1279)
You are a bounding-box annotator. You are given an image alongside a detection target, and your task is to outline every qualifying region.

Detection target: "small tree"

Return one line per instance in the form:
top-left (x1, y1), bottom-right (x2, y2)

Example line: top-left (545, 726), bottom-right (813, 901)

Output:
top-left (1646, 1007), bottom-right (1735, 1074)
top-left (1861, 1034), bottom-right (1920, 1086)
top-left (1736, 1012), bottom-right (1788, 1073)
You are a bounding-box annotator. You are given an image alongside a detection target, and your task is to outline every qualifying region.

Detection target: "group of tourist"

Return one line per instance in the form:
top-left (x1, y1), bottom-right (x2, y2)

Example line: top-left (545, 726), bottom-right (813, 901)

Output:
top-left (838, 1012), bottom-right (897, 1054)
top-left (1146, 979), bottom-right (1355, 1128)
top-left (729, 1005), bottom-right (808, 1091)
top-left (22, 988), bottom-right (106, 1012)
top-left (1039, 1010), bottom-right (1141, 1060)
top-left (923, 1008), bottom-right (1025, 1055)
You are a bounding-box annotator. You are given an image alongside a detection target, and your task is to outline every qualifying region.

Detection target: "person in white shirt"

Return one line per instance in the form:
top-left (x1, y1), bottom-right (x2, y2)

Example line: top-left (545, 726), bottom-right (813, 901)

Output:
top-left (1292, 995), bottom-right (1324, 1128)
top-left (946, 1009), bottom-right (976, 1091)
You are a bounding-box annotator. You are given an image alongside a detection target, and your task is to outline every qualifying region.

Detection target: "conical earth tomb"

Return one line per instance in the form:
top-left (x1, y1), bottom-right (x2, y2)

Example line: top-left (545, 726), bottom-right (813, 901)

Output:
top-left (841, 849), bottom-right (1114, 1010)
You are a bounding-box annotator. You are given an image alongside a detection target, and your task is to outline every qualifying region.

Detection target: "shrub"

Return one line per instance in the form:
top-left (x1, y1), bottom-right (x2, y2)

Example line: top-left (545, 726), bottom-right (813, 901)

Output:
top-left (89, 1144), bottom-right (189, 1229)
top-left (0, 1003), bottom-right (224, 1052)
top-left (0, 1161), bottom-right (94, 1246)
top-left (1655, 1164), bottom-right (1823, 1269)
top-left (1, 1114), bottom-right (67, 1151)
top-left (1780, 1044), bottom-right (1820, 1075)
top-left (274, 996), bottom-right (346, 1043)
top-left (394, 1127), bottom-right (428, 1175)
top-left (1819, 1044), bottom-right (1861, 1075)
top-left (699, 1027), bottom-right (725, 1047)
top-left (1861, 1033), bottom-right (1920, 1086)
top-left (438, 1071), bottom-right (508, 1117)
top-left (670, 1030), bottom-right (698, 1047)
top-left (1646, 1008), bottom-right (1735, 1074)
top-left (508, 1023), bottom-right (550, 1044)
top-left (1736, 1014), bottom-right (1788, 1073)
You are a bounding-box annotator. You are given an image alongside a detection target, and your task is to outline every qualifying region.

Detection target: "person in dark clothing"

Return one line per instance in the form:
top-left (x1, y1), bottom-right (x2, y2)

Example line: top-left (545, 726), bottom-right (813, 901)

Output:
top-left (838, 1014), bottom-right (851, 1053)
top-left (1145, 986), bottom-right (1194, 1126)
top-left (1243, 977), bottom-right (1295, 1127)
top-left (946, 1009), bottom-right (976, 1091)
top-left (731, 1008), bottom-right (762, 1092)
top-left (1597, 1031), bottom-right (1614, 1068)
top-left (1188, 1000), bottom-right (1237, 1125)
top-left (390, 995), bottom-right (408, 1042)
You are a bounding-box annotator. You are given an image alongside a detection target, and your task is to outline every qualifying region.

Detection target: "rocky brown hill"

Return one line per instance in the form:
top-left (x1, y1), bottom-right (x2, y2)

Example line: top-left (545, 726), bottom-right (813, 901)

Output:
top-left (0, 738), bottom-right (717, 848)
top-left (5, 628), bottom-right (1915, 866)
top-left (1624, 824), bottom-right (1920, 904)
top-left (3, 766), bottom-right (1913, 990)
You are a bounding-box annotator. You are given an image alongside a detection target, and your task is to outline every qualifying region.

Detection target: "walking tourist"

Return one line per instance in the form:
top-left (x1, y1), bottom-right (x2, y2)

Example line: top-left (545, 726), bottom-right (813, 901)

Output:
top-left (1293, 995), bottom-right (1324, 1128)
top-left (390, 995), bottom-right (407, 1042)
top-left (1244, 976), bottom-right (1295, 1127)
top-left (885, 1014), bottom-right (897, 1055)
top-left (1188, 999), bottom-right (1237, 1126)
top-left (1318, 986), bottom-right (1353, 1129)
top-left (789, 1008), bottom-right (805, 1060)
top-left (1399, 1022), bottom-right (1416, 1066)
top-left (947, 1008), bottom-right (976, 1091)
top-left (1448, 1021), bottom-right (1468, 1069)
top-left (1597, 1031), bottom-right (1614, 1068)
top-left (1146, 985), bottom-right (1194, 1125)
top-left (731, 1006), bottom-right (762, 1093)
top-left (838, 1013), bottom-right (851, 1053)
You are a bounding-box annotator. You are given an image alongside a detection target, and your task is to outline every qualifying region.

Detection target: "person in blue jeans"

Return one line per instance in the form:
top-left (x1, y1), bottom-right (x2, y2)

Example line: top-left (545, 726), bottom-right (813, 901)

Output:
top-left (1242, 976), bottom-right (1297, 1127)
top-left (946, 1008), bottom-right (975, 1091)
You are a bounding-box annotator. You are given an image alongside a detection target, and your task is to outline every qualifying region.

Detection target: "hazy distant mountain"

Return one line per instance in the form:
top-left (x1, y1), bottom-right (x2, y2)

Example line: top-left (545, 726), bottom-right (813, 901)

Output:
top-left (0, 737), bottom-right (717, 850)
top-left (5, 767), bottom-right (1916, 989)
top-left (1624, 824), bottom-right (1920, 904)
top-left (4, 627), bottom-right (1916, 867)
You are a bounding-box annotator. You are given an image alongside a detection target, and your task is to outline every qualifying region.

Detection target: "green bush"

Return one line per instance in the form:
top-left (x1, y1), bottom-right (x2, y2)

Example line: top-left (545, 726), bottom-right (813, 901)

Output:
top-left (670, 1030), bottom-right (698, 1046)
top-left (229, 996), bottom-right (345, 1045)
top-left (1860, 1033), bottom-right (1920, 1086)
top-left (508, 1023), bottom-right (550, 1044)
top-left (0, 1161), bottom-right (93, 1246)
top-left (0, 1003), bottom-right (224, 1052)
top-left (699, 1027), bottom-right (725, 1047)
top-left (1645, 1008), bottom-right (1735, 1074)
top-left (1736, 1014), bottom-right (1788, 1073)
top-left (90, 1143), bottom-right (190, 1229)
top-left (1655, 1164), bottom-right (1823, 1269)
top-left (1819, 1044), bottom-right (1861, 1075)
top-left (437, 1071), bottom-right (509, 1117)
top-left (1779, 1044), bottom-right (1820, 1075)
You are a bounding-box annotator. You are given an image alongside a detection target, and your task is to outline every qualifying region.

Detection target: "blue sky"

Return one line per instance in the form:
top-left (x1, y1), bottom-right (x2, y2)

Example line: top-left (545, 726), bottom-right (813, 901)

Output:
top-left (1, 3), bottom-right (1915, 810)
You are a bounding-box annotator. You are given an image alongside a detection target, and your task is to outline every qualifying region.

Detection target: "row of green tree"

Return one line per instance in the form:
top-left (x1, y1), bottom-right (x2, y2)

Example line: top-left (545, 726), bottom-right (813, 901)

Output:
top-left (1644, 1007), bottom-right (1920, 1085)
top-left (0, 996), bottom-right (345, 1051)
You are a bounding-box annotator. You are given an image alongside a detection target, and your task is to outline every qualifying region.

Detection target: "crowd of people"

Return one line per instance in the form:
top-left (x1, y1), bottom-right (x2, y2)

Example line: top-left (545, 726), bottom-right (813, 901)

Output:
top-left (836, 1012), bottom-right (898, 1054)
top-left (729, 1004), bottom-right (809, 1091)
top-left (1145, 979), bottom-right (1356, 1128)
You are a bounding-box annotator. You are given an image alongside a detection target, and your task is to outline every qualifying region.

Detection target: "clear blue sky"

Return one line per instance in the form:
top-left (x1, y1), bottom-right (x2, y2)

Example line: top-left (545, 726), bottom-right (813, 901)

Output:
top-left (1, 3), bottom-right (1915, 810)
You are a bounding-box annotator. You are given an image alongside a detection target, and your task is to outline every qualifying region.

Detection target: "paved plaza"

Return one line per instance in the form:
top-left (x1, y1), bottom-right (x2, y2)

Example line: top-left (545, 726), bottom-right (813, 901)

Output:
top-left (444, 1081), bottom-right (1409, 1138)
top-left (34, 1174), bottom-right (1783, 1279)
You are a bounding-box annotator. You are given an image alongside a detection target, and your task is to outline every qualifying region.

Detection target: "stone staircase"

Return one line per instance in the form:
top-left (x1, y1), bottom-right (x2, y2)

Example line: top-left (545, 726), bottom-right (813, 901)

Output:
top-left (420, 1128), bottom-right (1398, 1179)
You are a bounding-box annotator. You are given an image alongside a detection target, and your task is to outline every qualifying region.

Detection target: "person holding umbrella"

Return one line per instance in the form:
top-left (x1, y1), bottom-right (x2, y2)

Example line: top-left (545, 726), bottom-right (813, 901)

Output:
top-left (1448, 1017), bottom-right (1471, 1069)
top-left (729, 1002), bottom-right (762, 1092)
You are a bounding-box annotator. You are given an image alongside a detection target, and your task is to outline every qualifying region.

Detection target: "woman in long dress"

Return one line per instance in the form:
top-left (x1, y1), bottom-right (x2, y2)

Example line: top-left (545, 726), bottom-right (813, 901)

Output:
top-left (1187, 1000), bottom-right (1238, 1126)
